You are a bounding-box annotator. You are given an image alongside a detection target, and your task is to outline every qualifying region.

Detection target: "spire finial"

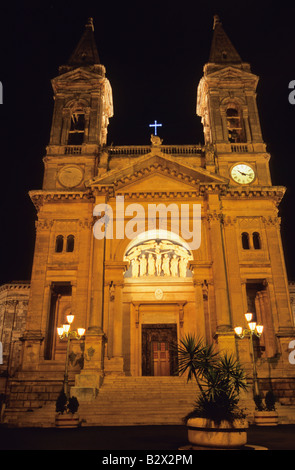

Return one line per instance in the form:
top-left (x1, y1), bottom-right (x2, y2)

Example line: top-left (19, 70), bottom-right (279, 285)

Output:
top-left (63, 17), bottom-right (100, 70)
top-left (213, 14), bottom-right (221, 30)
top-left (209, 15), bottom-right (242, 64)
top-left (86, 17), bottom-right (94, 31)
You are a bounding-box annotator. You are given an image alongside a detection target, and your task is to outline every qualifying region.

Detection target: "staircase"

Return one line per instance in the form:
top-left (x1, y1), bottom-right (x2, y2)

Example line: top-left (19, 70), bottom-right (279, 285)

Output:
top-left (4, 375), bottom-right (295, 427)
top-left (3, 376), bottom-right (198, 428)
top-left (79, 376), bottom-right (197, 426)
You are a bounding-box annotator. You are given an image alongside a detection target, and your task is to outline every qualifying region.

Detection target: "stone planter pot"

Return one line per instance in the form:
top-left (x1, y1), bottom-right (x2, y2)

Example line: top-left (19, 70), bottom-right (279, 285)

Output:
top-left (55, 413), bottom-right (79, 428)
top-left (254, 411), bottom-right (278, 426)
top-left (187, 417), bottom-right (248, 449)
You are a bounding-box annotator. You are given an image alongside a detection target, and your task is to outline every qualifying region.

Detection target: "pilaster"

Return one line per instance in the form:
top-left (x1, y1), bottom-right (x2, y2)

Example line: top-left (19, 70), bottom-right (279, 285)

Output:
top-left (72, 205), bottom-right (108, 400)
top-left (207, 202), bottom-right (236, 355)
top-left (104, 261), bottom-right (128, 375)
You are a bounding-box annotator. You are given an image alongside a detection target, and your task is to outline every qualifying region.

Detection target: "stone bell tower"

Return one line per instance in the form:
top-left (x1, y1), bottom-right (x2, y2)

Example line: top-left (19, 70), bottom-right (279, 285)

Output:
top-left (43, 17), bottom-right (113, 191)
top-left (196, 16), bottom-right (294, 378)
top-left (197, 15), bottom-right (271, 186)
top-left (197, 15), bottom-right (264, 151)
top-left (19, 18), bottom-right (113, 394)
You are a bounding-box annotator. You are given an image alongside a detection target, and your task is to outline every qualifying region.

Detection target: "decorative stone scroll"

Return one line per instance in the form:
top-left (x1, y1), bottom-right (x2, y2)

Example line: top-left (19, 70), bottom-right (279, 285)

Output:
top-left (124, 239), bottom-right (193, 278)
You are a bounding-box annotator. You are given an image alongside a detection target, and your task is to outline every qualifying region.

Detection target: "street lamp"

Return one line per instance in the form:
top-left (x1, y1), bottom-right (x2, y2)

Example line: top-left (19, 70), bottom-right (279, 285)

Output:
top-left (57, 314), bottom-right (85, 398)
top-left (234, 312), bottom-right (264, 397)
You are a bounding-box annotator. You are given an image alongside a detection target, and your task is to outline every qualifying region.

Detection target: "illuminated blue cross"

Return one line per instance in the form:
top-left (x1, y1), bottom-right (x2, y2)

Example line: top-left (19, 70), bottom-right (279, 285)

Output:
top-left (149, 120), bottom-right (162, 136)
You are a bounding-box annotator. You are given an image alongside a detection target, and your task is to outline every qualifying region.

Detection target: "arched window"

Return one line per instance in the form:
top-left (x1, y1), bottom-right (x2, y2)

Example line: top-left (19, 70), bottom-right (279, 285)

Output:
top-left (66, 235), bottom-right (75, 252)
top-left (68, 111), bottom-right (85, 145)
top-left (55, 235), bottom-right (64, 253)
top-left (253, 232), bottom-right (261, 250)
top-left (242, 232), bottom-right (250, 250)
top-left (226, 107), bottom-right (245, 143)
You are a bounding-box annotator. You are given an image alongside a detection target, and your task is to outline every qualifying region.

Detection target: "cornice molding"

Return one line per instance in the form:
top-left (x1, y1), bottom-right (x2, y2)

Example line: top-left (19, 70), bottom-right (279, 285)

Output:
top-left (29, 183), bottom-right (286, 211)
top-left (222, 186), bottom-right (286, 204)
top-left (29, 190), bottom-right (94, 211)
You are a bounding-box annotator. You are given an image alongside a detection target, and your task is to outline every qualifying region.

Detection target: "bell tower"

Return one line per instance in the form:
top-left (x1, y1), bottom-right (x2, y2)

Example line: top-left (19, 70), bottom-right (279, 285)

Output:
top-left (43, 17), bottom-right (113, 190)
top-left (21, 18), bottom-right (113, 393)
top-left (197, 15), bottom-right (264, 146)
top-left (195, 16), bottom-right (294, 374)
top-left (197, 15), bottom-right (271, 186)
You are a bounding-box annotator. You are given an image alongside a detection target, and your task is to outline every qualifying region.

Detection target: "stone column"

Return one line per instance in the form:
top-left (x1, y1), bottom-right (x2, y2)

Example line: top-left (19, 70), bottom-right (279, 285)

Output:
top-left (208, 211), bottom-right (231, 329)
top-left (188, 268), bottom-right (206, 339)
top-left (207, 202), bottom-right (235, 354)
top-left (104, 261), bottom-right (128, 375)
top-left (61, 108), bottom-right (70, 145)
top-left (264, 216), bottom-right (294, 330)
top-left (242, 107), bottom-right (251, 142)
top-left (104, 281), bottom-right (124, 374)
top-left (246, 95), bottom-right (263, 143)
top-left (113, 282), bottom-right (123, 357)
top-left (72, 197), bottom-right (108, 401)
top-left (210, 95), bottom-right (224, 142)
top-left (256, 290), bottom-right (277, 358)
top-left (220, 108), bottom-right (229, 142)
top-left (222, 217), bottom-right (244, 332)
top-left (20, 219), bottom-right (52, 371)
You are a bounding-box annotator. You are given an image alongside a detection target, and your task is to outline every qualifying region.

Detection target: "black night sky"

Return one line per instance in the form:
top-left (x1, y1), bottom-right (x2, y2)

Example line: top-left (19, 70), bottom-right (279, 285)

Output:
top-left (1, 0), bottom-right (295, 285)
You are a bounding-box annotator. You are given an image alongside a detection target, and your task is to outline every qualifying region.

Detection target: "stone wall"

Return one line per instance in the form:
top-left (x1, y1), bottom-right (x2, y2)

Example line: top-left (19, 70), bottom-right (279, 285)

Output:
top-left (0, 282), bottom-right (30, 394)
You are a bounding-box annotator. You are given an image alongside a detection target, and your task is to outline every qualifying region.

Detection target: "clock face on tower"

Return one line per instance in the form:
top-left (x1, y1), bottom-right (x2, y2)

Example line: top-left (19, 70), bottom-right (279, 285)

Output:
top-left (58, 166), bottom-right (83, 188)
top-left (230, 163), bottom-right (255, 185)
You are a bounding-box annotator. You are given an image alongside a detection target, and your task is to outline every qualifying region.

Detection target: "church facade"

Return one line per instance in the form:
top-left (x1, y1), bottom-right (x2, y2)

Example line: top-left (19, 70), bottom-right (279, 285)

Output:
top-left (4, 16), bottom-right (295, 422)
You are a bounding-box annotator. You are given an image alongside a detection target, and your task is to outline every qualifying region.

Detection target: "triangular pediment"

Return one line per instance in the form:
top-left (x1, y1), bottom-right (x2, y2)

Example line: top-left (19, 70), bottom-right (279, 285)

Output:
top-left (52, 68), bottom-right (103, 92)
top-left (207, 66), bottom-right (258, 83)
top-left (115, 172), bottom-right (197, 192)
top-left (87, 153), bottom-right (228, 192)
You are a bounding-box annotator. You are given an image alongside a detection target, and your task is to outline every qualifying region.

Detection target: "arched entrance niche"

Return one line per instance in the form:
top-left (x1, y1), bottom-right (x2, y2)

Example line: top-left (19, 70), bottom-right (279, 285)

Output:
top-left (123, 229), bottom-right (193, 279)
top-left (122, 230), bottom-right (195, 376)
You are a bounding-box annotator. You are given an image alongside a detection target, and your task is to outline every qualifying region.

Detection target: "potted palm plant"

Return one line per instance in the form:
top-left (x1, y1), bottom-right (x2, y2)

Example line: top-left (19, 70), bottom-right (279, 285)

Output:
top-left (177, 334), bottom-right (248, 449)
top-left (253, 391), bottom-right (278, 426)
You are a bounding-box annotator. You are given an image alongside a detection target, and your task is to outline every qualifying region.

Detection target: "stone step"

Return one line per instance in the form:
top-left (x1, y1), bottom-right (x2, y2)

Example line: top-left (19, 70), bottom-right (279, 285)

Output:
top-left (97, 393), bottom-right (196, 398)
top-left (5, 375), bottom-right (295, 427)
top-left (77, 377), bottom-right (197, 426)
top-left (4, 376), bottom-right (197, 427)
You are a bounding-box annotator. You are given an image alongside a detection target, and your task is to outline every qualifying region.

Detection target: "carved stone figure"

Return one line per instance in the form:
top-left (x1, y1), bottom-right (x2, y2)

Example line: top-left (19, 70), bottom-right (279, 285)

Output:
top-left (150, 134), bottom-right (163, 146)
top-left (155, 248), bottom-right (162, 275)
top-left (131, 257), bottom-right (139, 278)
top-left (170, 255), bottom-right (179, 276)
top-left (124, 238), bottom-right (192, 278)
top-left (179, 257), bottom-right (188, 277)
top-left (148, 254), bottom-right (155, 276)
top-left (162, 254), bottom-right (170, 276)
top-left (146, 246), bottom-right (170, 276)
top-left (140, 254), bottom-right (147, 276)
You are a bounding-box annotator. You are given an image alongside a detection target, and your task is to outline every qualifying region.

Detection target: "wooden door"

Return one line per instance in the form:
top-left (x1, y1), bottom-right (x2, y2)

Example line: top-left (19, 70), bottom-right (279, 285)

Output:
top-left (152, 341), bottom-right (170, 376)
top-left (142, 324), bottom-right (178, 376)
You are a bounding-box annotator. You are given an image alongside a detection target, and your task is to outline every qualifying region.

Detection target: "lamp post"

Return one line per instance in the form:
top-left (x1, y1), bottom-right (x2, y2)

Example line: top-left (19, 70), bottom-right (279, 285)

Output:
top-left (234, 312), bottom-right (264, 397)
top-left (57, 314), bottom-right (85, 399)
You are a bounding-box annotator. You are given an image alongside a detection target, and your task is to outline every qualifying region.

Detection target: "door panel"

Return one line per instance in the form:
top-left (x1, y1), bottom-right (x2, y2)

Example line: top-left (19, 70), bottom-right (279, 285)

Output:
top-left (152, 341), bottom-right (170, 376)
top-left (142, 324), bottom-right (177, 376)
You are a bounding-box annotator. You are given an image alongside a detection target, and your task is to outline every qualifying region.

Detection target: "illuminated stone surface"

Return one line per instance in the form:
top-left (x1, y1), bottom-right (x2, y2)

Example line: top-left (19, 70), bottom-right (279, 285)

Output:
top-left (2, 16), bottom-right (295, 427)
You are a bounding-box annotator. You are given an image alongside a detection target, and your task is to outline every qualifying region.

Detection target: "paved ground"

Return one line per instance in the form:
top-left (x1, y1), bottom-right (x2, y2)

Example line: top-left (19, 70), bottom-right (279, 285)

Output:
top-left (0, 424), bottom-right (294, 450)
